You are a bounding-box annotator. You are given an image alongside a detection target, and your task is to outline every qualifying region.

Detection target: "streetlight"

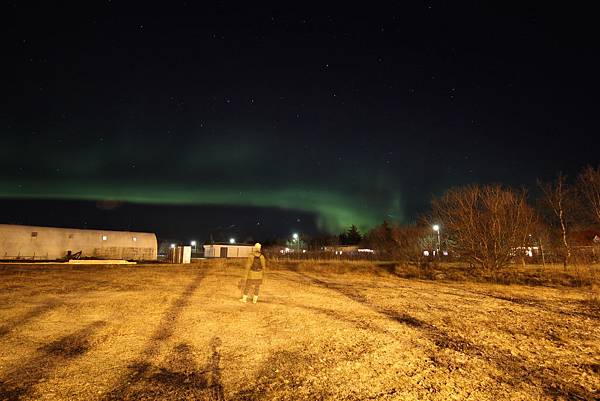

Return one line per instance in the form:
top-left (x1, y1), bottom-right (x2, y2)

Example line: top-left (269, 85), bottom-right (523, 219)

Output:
top-left (190, 240), bottom-right (196, 252)
top-left (292, 233), bottom-right (299, 254)
top-left (170, 243), bottom-right (176, 249)
top-left (432, 225), bottom-right (441, 258)
top-left (229, 238), bottom-right (236, 244)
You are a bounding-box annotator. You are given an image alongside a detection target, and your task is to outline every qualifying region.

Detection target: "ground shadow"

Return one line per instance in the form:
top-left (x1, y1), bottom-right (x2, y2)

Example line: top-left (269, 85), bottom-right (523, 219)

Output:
top-left (103, 271), bottom-right (228, 400)
top-left (141, 271), bottom-right (206, 358)
top-left (0, 320), bottom-right (106, 400)
top-left (230, 349), bottom-right (330, 400)
top-left (104, 338), bottom-right (224, 401)
top-left (230, 335), bottom-right (385, 400)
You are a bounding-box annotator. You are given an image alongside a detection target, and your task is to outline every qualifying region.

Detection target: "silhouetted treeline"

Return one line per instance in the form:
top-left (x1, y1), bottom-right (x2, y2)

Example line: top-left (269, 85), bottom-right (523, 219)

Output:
top-left (361, 165), bottom-right (600, 269)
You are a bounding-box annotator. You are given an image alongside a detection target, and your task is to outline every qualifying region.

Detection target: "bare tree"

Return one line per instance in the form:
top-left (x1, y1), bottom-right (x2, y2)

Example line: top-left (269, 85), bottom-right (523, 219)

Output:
top-left (577, 165), bottom-right (600, 226)
top-left (363, 222), bottom-right (427, 261)
top-left (363, 221), bottom-right (395, 259)
top-left (430, 185), bottom-right (536, 270)
top-left (392, 225), bottom-right (428, 261)
top-left (538, 173), bottom-right (572, 268)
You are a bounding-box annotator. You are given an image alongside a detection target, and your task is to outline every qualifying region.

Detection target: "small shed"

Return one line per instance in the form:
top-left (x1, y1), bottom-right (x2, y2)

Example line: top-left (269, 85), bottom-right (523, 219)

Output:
top-left (203, 243), bottom-right (254, 258)
top-left (169, 246), bottom-right (192, 264)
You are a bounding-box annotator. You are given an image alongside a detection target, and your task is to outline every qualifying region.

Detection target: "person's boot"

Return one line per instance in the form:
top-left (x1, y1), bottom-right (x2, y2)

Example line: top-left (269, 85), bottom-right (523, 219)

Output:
top-left (240, 295), bottom-right (247, 303)
top-left (252, 295), bottom-right (258, 304)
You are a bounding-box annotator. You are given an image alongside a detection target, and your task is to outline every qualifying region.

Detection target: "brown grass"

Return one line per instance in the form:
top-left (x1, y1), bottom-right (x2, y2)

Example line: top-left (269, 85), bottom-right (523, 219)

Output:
top-left (0, 260), bottom-right (598, 400)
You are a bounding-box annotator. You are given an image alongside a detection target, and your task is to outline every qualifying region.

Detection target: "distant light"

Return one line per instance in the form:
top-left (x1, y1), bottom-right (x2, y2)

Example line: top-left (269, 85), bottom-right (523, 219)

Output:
top-left (170, 243), bottom-right (176, 249)
top-left (132, 237), bottom-right (137, 242)
top-left (292, 233), bottom-right (299, 240)
top-left (423, 250), bottom-right (430, 256)
top-left (432, 224), bottom-right (440, 232)
top-left (302, 249), bottom-right (306, 253)
top-left (191, 240), bottom-right (196, 246)
top-left (229, 238), bottom-right (236, 244)
top-left (284, 247), bottom-right (290, 253)
top-left (102, 235), bottom-right (108, 241)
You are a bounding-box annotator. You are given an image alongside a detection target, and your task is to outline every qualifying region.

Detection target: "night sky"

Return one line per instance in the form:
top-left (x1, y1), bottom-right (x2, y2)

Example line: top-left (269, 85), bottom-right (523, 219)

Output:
top-left (3, 2), bottom-right (599, 243)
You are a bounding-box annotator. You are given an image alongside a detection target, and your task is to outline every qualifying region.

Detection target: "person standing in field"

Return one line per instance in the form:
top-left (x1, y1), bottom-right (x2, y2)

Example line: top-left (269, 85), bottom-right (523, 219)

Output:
top-left (240, 243), bottom-right (266, 304)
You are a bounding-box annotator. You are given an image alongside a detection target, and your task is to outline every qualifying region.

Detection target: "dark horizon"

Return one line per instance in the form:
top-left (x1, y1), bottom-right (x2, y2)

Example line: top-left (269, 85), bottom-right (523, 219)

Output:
top-left (3, 2), bottom-right (599, 239)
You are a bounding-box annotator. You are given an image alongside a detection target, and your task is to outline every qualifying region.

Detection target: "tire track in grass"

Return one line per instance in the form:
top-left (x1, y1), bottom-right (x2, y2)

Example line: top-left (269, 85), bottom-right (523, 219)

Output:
top-left (428, 284), bottom-right (600, 322)
top-left (298, 272), bottom-right (599, 400)
top-left (0, 320), bottom-right (106, 400)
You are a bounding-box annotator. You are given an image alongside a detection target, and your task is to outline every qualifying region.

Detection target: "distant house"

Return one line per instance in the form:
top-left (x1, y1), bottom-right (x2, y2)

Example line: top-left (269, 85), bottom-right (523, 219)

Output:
top-left (323, 245), bottom-right (360, 255)
top-left (203, 243), bottom-right (254, 258)
top-left (568, 230), bottom-right (600, 260)
top-left (569, 229), bottom-right (600, 247)
top-left (0, 224), bottom-right (157, 261)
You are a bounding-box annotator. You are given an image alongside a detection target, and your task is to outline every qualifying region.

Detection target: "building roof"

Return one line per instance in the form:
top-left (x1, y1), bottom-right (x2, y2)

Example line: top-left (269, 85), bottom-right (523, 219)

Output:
top-left (0, 223), bottom-right (155, 236)
top-left (203, 243), bottom-right (254, 247)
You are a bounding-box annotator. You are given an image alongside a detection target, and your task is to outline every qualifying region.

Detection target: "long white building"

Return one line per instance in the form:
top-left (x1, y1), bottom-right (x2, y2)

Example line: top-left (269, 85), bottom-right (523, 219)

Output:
top-left (0, 224), bottom-right (157, 261)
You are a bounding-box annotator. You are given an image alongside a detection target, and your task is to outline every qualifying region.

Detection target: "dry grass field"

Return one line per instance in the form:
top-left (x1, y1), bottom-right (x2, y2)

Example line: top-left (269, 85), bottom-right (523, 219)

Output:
top-left (0, 259), bottom-right (598, 400)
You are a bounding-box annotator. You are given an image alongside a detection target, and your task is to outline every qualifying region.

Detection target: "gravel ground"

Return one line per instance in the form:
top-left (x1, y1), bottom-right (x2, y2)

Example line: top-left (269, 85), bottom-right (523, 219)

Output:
top-left (0, 261), bottom-right (598, 400)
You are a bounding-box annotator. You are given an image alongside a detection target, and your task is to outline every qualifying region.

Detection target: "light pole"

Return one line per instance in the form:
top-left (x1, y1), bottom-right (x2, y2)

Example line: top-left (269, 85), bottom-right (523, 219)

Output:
top-left (229, 238), bottom-right (236, 244)
top-left (190, 240), bottom-right (196, 252)
top-left (169, 243), bottom-right (176, 263)
top-left (292, 233), bottom-right (299, 255)
top-left (432, 224), bottom-right (441, 258)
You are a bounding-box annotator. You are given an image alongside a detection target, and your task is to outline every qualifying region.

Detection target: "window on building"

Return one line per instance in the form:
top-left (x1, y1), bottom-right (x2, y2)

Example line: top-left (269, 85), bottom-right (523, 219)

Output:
top-left (31, 232), bottom-right (38, 238)
top-left (68, 234), bottom-right (74, 239)
top-left (102, 235), bottom-right (108, 241)
top-left (132, 237), bottom-right (137, 242)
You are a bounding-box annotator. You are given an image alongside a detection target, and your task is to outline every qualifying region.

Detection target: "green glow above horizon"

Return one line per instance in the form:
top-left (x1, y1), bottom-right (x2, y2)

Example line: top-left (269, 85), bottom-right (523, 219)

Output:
top-left (0, 179), bottom-right (403, 233)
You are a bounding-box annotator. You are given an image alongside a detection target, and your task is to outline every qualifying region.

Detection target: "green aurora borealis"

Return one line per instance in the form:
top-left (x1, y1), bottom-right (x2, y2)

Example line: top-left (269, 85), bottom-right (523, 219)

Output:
top-left (0, 179), bottom-right (403, 233)
top-left (1, 121), bottom-right (409, 234)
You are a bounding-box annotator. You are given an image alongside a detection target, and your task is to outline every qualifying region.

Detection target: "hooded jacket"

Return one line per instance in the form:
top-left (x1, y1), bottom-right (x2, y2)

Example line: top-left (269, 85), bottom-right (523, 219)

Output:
top-left (244, 250), bottom-right (266, 281)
